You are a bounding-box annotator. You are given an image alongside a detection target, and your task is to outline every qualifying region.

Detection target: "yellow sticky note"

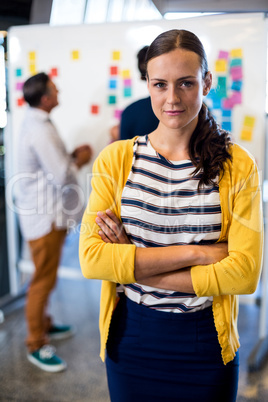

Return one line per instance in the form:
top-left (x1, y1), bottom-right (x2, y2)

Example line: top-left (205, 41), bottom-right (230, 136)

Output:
top-left (28, 51), bottom-right (36, 61)
top-left (122, 69), bottom-right (131, 79)
top-left (215, 59), bottom-right (227, 73)
top-left (240, 128), bottom-right (253, 142)
top-left (71, 50), bottom-right (80, 60)
top-left (243, 116), bottom-right (256, 128)
top-left (112, 51), bottom-right (121, 61)
top-left (231, 48), bottom-right (243, 58)
top-left (29, 63), bottom-right (37, 74)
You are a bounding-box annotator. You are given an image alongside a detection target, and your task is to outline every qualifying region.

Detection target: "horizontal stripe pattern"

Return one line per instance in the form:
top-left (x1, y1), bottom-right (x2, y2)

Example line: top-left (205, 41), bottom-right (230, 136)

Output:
top-left (120, 135), bottom-right (221, 313)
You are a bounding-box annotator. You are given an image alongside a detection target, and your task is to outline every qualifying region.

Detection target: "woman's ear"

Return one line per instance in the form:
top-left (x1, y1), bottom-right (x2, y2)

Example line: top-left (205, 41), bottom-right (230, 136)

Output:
top-left (203, 72), bottom-right (212, 96)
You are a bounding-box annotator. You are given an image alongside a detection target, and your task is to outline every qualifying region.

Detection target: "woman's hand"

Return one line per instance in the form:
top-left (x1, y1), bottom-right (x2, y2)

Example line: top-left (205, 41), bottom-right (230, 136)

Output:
top-left (95, 209), bottom-right (131, 244)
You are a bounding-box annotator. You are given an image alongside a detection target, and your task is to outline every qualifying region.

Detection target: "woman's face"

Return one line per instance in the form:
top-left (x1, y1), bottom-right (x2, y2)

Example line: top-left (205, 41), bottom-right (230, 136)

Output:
top-left (147, 48), bottom-right (211, 133)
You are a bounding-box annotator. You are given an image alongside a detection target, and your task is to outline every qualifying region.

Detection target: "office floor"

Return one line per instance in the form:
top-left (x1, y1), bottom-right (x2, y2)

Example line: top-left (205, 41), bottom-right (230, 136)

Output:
top-left (1, 230), bottom-right (268, 402)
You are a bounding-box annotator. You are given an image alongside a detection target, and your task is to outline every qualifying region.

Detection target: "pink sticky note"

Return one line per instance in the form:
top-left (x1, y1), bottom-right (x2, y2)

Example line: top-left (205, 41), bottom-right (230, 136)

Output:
top-left (114, 109), bottom-right (122, 119)
top-left (230, 91), bottom-right (242, 105)
top-left (222, 98), bottom-right (234, 109)
top-left (123, 79), bottom-right (132, 87)
top-left (218, 50), bottom-right (229, 60)
top-left (16, 82), bottom-right (24, 91)
top-left (230, 66), bottom-right (243, 81)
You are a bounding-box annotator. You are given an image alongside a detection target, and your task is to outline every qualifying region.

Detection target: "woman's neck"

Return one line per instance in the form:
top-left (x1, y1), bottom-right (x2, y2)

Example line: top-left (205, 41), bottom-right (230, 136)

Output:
top-left (148, 125), bottom-right (193, 161)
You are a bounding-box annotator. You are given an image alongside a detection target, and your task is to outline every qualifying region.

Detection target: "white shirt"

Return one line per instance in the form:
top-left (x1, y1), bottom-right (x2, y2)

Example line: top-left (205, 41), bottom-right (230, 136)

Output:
top-left (120, 135), bottom-right (222, 313)
top-left (16, 107), bottom-right (82, 240)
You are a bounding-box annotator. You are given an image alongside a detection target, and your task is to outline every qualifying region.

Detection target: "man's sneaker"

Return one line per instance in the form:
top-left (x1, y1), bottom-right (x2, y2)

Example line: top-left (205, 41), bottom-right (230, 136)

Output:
top-left (27, 345), bottom-right (67, 372)
top-left (48, 324), bottom-right (76, 340)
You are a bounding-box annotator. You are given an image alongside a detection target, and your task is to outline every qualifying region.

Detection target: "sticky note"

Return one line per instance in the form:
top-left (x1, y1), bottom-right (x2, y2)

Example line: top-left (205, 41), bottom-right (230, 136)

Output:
top-left (17, 98), bottom-right (25, 107)
top-left (240, 129), bottom-right (253, 141)
top-left (231, 81), bottom-right (242, 91)
top-left (222, 98), bottom-right (234, 110)
top-left (91, 104), bottom-right (99, 114)
top-left (222, 109), bottom-right (232, 118)
top-left (15, 82), bottom-right (24, 91)
top-left (231, 48), bottom-right (243, 59)
top-left (230, 66), bottom-right (243, 81)
top-left (230, 59), bottom-right (242, 67)
top-left (71, 50), bottom-right (80, 60)
top-left (218, 50), bottom-right (229, 60)
top-left (15, 68), bottom-right (22, 77)
top-left (28, 51), bottom-right (36, 61)
top-left (222, 121), bottom-right (232, 131)
top-left (50, 68), bottom-right (58, 77)
top-left (215, 59), bottom-right (227, 73)
top-left (122, 69), bottom-right (131, 79)
top-left (108, 95), bottom-right (117, 104)
top-left (230, 91), bottom-right (242, 105)
top-left (123, 87), bottom-right (132, 97)
top-left (112, 51), bottom-right (121, 61)
top-left (109, 79), bottom-right (117, 89)
top-left (123, 79), bottom-right (132, 87)
top-left (114, 109), bottom-right (122, 119)
top-left (29, 64), bottom-right (37, 74)
top-left (212, 97), bottom-right (222, 109)
top-left (110, 66), bottom-right (118, 76)
top-left (217, 76), bottom-right (227, 98)
top-left (243, 116), bottom-right (256, 128)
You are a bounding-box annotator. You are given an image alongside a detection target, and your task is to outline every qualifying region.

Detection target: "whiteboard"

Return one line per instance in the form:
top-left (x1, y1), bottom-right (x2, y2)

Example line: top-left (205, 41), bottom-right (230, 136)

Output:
top-left (7, 13), bottom-right (267, 185)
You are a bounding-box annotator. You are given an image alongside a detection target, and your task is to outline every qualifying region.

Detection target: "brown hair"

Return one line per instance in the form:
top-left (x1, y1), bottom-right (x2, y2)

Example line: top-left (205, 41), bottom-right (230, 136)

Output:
top-left (23, 72), bottom-right (50, 107)
top-left (146, 29), bottom-right (232, 187)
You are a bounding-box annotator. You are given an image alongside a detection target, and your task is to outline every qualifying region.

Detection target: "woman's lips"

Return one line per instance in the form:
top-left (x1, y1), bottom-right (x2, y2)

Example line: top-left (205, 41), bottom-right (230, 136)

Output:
top-left (165, 110), bottom-right (185, 116)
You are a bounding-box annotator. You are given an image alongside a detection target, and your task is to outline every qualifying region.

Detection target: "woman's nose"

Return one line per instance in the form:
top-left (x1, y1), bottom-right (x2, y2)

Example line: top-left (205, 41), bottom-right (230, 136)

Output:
top-left (167, 86), bottom-right (180, 104)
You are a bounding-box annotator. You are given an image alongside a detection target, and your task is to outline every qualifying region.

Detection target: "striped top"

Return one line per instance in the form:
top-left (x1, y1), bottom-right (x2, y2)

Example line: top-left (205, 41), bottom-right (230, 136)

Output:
top-left (119, 135), bottom-right (222, 313)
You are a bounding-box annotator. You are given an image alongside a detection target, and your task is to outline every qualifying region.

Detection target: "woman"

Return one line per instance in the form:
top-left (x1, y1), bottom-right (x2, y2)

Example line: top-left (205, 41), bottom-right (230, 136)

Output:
top-left (79, 29), bottom-right (263, 401)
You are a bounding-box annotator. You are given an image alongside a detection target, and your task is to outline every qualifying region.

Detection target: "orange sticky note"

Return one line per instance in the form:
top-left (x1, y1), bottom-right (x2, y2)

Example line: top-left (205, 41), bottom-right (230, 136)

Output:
top-left (91, 104), bottom-right (99, 114)
top-left (240, 128), bottom-right (253, 141)
top-left (110, 66), bottom-right (118, 76)
top-left (17, 98), bottom-right (25, 107)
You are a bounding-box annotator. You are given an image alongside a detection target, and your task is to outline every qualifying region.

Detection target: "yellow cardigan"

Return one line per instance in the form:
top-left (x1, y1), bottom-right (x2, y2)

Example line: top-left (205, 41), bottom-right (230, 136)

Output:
top-left (79, 138), bottom-right (263, 365)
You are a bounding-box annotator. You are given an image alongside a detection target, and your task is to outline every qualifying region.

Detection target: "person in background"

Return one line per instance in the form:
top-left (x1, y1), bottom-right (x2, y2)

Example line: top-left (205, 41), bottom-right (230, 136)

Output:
top-left (119, 45), bottom-right (159, 140)
top-left (79, 29), bottom-right (263, 401)
top-left (16, 72), bottom-right (92, 373)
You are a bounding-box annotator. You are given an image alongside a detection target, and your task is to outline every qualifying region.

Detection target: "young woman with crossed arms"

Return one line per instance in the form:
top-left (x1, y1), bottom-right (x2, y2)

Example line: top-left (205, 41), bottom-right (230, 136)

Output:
top-left (79, 29), bottom-right (263, 401)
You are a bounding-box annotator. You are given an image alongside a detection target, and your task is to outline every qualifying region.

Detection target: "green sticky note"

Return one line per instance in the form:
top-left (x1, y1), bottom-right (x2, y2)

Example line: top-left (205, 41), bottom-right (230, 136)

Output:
top-left (108, 95), bottom-right (116, 104)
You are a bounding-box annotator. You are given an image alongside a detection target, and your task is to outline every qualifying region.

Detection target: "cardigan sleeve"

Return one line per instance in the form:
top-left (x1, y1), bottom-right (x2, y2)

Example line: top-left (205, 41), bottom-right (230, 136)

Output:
top-left (191, 145), bottom-right (263, 297)
top-left (79, 142), bottom-right (136, 284)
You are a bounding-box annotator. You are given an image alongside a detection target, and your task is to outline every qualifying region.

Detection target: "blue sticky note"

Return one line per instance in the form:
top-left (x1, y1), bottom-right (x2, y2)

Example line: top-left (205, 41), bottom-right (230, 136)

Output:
top-left (230, 58), bottom-right (242, 67)
top-left (222, 109), bottom-right (232, 118)
top-left (109, 79), bottom-right (117, 89)
top-left (222, 121), bottom-right (232, 131)
top-left (16, 68), bottom-right (22, 77)
top-left (123, 87), bottom-right (132, 97)
top-left (231, 81), bottom-right (242, 91)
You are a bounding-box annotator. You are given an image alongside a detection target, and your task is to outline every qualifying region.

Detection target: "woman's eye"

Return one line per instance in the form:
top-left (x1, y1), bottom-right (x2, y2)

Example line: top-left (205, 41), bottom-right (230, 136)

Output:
top-left (181, 81), bottom-right (193, 88)
top-left (155, 82), bottom-right (166, 88)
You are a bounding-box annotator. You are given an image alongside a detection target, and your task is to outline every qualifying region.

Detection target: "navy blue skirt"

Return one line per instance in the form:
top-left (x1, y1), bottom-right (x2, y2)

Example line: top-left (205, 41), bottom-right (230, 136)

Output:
top-left (106, 295), bottom-right (239, 402)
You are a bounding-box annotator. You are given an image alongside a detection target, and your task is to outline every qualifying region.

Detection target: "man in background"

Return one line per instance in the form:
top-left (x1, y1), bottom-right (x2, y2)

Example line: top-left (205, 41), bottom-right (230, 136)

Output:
top-left (16, 72), bottom-right (92, 373)
top-left (119, 46), bottom-right (159, 140)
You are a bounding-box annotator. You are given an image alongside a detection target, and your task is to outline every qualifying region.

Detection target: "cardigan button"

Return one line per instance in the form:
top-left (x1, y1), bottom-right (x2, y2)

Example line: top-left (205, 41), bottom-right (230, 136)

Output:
top-left (216, 303), bottom-right (221, 308)
top-left (219, 321), bottom-right (225, 326)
